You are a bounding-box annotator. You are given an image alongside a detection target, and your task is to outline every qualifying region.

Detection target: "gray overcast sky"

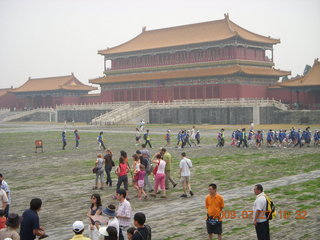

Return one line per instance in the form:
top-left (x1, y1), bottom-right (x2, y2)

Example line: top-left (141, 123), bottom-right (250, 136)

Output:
top-left (0, 0), bottom-right (319, 90)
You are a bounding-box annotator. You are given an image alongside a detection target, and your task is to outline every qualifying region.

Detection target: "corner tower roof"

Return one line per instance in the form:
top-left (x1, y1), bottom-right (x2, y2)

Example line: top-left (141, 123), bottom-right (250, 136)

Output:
top-left (99, 14), bottom-right (280, 55)
top-left (279, 58), bottom-right (320, 87)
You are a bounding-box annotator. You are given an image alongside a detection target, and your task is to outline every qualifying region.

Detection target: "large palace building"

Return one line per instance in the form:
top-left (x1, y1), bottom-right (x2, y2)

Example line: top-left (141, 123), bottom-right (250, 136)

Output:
top-left (90, 14), bottom-right (290, 102)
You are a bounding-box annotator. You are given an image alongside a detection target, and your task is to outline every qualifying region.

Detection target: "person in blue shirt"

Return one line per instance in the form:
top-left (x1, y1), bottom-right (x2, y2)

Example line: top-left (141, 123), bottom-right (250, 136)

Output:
top-left (20, 198), bottom-right (47, 240)
top-left (237, 128), bottom-right (248, 148)
top-left (74, 129), bottom-right (80, 149)
top-left (289, 127), bottom-right (297, 146)
top-left (176, 130), bottom-right (183, 148)
top-left (62, 130), bottom-right (67, 150)
top-left (195, 130), bottom-right (201, 145)
top-left (294, 129), bottom-right (302, 148)
top-left (216, 129), bottom-right (225, 147)
top-left (97, 131), bottom-right (106, 150)
top-left (314, 130), bottom-right (319, 146)
top-left (266, 129), bottom-right (273, 147)
top-left (304, 127), bottom-right (312, 147)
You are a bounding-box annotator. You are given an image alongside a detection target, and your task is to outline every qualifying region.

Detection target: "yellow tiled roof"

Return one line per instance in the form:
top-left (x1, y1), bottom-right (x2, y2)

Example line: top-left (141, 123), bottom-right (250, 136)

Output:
top-left (90, 65), bottom-right (290, 84)
top-left (279, 59), bottom-right (320, 87)
top-left (99, 14), bottom-right (279, 55)
top-left (0, 88), bottom-right (12, 97)
top-left (11, 75), bottom-right (97, 93)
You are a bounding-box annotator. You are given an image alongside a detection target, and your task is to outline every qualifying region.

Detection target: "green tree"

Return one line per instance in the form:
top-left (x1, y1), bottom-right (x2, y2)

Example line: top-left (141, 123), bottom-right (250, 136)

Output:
top-left (303, 64), bottom-right (311, 75)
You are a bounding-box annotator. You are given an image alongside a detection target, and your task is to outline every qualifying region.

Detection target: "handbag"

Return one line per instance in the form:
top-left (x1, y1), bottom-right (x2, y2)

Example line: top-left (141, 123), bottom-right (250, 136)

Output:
top-left (92, 167), bottom-right (98, 173)
top-left (153, 161), bottom-right (160, 175)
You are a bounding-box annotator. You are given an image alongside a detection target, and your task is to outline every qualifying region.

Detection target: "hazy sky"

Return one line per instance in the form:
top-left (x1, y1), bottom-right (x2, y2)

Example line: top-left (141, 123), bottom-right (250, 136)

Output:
top-left (0, 0), bottom-right (319, 90)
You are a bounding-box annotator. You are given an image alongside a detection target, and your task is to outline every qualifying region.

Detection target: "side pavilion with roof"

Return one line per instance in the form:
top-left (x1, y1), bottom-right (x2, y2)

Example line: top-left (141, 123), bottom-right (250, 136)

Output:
top-left (10, 74), bottom-right (97, 109)
top-left (270, 59), bottom-right (320, 109)
top-left (90, 14), bottom-right (290, 102)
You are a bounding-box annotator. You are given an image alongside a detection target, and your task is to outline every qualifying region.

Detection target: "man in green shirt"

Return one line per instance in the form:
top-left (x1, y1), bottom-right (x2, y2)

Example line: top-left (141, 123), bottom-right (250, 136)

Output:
top-left (161, 148), bottom-right (177, 190)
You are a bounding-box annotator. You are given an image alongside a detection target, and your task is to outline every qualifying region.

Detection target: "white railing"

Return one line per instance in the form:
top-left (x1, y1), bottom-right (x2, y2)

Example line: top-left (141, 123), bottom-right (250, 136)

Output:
top-left (150, 98), bottom-right (288, 110)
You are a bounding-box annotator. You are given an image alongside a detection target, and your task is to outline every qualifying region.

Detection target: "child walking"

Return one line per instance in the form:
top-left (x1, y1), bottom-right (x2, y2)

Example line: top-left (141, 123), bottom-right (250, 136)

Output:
top-left (136, 164), bottom-right (147, 200)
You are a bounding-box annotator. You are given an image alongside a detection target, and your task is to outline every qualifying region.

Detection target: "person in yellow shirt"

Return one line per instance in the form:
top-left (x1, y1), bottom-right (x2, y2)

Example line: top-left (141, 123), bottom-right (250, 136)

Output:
top-left (205, 184), bottom-right (224, 240)
top-left (70, 221), bottom-right (91, 240)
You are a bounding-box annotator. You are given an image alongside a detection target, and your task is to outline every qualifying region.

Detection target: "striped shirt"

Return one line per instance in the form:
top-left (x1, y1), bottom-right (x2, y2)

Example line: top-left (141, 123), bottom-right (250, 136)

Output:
top-left (117, 199), bottom-right (131, 227)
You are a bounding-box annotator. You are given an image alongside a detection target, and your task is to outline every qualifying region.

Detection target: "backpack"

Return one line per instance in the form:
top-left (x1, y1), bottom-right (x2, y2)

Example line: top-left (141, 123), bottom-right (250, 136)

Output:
top-left (145, 159), bottom-right (153, 175)
top-left (265, 194), bottom-right (276, 220)
top-left (136, 225), bottom-right (151, 240)
top-left (145, 224), bottom-right (151, 240)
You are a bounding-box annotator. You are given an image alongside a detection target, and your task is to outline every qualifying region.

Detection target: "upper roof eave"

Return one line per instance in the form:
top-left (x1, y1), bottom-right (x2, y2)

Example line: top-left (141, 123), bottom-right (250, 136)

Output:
top-left (98, 14), bottom-right (279, 56)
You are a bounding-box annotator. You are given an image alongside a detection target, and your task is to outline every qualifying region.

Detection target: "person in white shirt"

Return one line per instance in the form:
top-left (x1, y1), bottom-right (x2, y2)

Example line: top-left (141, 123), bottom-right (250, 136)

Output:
top-left (116, 189), bottom-right (132, 240)
top-left (253, 184), bottom-right (270, 240)
top-left (179, 152), bottom-right (193, 198)
top-left (0, 189), bottom-right (8, 212)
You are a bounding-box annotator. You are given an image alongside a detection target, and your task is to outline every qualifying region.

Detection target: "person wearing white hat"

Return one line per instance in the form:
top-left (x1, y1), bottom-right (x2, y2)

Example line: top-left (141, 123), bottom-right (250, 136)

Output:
top-left (70, 221), bottom-right (90, 240)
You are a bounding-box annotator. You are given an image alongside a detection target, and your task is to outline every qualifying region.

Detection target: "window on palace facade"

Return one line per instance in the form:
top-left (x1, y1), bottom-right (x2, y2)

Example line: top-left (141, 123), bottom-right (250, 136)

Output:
top-left (180, 87), bottom-right (187, 99)
top-left (140, 88), bottom-right (146, 100)
top-left (196, 86), bottom-right (203, 99)
top-left (146, 89), bottom-right (151, 100)
top-left (213, 86), bottom-right (220, 98)
top-left (190, 87), bottom-right (196, 99)
top-left (133, 89), bottom-right (139, 101)
top-left (174, 87), bottom-right (180, 99)
top-left (206, 85), bottom-right (213, 98)
top-left (127, 89), bottom-right (132, 101)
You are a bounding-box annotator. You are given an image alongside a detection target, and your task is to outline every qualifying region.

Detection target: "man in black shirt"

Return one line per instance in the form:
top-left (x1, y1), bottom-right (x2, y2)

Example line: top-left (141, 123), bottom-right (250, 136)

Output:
top-left (104, 149), bottom-right (114, 186)
top-left (132, 212), bottom-right (151, 240)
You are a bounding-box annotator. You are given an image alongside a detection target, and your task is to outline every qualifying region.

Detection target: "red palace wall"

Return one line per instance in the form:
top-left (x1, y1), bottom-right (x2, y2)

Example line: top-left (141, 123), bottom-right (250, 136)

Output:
top-left (267, 88), bottom-right (295, 103)
top-left (0, 93), bottom-right (18, 110)
top-left (80, 95), bottom-right (101, 104)
top-left (100, 84), bottom-right (272, 102)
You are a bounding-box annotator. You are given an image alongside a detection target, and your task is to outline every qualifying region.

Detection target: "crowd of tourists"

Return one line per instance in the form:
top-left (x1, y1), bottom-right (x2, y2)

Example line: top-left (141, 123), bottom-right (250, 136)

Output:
top-left (1, 121), bottom-right (317, 240)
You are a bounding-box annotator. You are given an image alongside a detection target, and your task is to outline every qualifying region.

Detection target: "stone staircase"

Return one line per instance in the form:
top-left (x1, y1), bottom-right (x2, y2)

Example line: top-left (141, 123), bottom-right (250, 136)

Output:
top-left (91, 104), bottom-right (131, 125)
top-left (1, 108), bottom-right (54, 122)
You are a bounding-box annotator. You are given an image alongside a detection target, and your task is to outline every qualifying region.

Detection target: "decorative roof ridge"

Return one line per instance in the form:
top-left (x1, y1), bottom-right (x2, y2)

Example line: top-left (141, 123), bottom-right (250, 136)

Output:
top-left (229, 19), bottom-right (280, 43)
top-left (98, 17), bottom-right (229, 55)
top-left (26, 74), bottom-right (74, 81)
top-left (98, 32), bottom-right (144, 55)
top-left (224, 13), bottom-right (238, 36)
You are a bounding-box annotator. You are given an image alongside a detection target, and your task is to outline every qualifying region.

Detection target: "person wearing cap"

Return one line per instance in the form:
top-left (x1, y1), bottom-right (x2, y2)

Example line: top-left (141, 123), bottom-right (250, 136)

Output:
top-left (102, 204), bottom-right (119, 238)
top-left (20, 198), bottom-right (47, 240)
top-left (0, 213), bottom-right (22, 240)
top-left (70, 221), bottom-right (90, 240)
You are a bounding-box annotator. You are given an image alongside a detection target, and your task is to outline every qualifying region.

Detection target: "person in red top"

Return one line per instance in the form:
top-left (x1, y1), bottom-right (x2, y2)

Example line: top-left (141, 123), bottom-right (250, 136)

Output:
top-left (115, 157), bottom-right (130, 200)
top-left (0, 209), bottom-right (6, 229)
top-left (205, 183), bottom-right (224, 240)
